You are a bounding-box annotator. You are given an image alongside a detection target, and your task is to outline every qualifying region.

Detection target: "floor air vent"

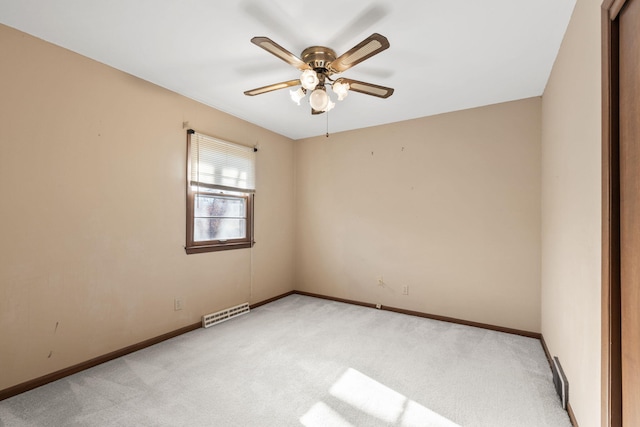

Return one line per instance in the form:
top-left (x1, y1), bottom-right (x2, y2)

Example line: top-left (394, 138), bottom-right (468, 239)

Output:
top-left (552, 356), bottom-right (569, 409)
top-left (202, 303), bottom-right (250, 328)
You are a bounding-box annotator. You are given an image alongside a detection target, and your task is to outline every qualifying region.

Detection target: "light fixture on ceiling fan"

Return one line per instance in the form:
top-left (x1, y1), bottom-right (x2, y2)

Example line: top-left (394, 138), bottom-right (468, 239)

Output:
top-left (244, 33), bottom-right (394, 115)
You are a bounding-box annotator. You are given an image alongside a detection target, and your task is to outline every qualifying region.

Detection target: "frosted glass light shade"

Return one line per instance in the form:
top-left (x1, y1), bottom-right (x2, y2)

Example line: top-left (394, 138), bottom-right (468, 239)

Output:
top-left (309, 88), bottom-right (329, 111)
top-left (300, 70), bottom-right (320, 90)
top-left (290, 88), bottom-right (306, 105)
top-left (332, 81), bottom-right (349, 101)
top-left (325, 99), bottom-right (336, 112)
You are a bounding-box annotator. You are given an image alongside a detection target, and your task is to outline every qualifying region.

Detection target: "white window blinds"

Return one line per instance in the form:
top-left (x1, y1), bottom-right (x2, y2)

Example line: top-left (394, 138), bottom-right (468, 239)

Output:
top-left (189, 131), bottom-right (255, 192)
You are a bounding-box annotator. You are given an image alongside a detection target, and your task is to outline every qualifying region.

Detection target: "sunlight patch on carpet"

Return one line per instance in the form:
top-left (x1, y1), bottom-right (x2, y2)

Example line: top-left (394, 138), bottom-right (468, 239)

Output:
top-left (300, 402), bottom-right (354, 427)
top-left (330, 368), bottom-right (406, 423)
top-left (300, 367), bottom-right (461, 426)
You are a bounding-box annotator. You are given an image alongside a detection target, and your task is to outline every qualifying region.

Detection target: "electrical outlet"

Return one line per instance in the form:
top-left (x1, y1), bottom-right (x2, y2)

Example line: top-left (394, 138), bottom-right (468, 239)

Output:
top-left (402, 285), bottom-right (409, 295)
top-left (376, 304), bottom-right (381, 309)
top-left (174, 298), bottom-right (183, 311)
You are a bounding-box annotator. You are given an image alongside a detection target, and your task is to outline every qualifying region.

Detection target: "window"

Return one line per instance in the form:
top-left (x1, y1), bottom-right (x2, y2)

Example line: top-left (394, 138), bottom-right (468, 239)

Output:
top-left (185, 130), bottom-right (255, 254)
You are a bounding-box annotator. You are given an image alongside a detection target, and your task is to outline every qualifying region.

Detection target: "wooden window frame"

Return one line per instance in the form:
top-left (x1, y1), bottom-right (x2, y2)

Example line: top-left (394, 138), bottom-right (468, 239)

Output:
top-left (185, 130), bottom-right (255, 254)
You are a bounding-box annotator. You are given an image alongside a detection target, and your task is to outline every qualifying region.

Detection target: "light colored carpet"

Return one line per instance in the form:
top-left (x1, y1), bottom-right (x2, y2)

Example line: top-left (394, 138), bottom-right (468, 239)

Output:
top-left (0, 294), bottom-right (572, 426)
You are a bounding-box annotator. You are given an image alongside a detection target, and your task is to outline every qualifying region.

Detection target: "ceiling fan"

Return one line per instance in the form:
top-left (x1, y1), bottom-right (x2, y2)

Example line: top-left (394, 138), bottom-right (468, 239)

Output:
top-left (244, 33), bottom-right (394, 115)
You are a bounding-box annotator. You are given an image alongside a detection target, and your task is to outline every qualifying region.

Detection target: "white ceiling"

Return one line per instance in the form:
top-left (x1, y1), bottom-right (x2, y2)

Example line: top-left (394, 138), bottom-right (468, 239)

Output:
top-left (0, 0), bottom-right (576, 140)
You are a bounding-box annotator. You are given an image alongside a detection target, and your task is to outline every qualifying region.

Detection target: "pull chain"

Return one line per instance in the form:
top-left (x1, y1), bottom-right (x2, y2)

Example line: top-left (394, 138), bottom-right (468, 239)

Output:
top-left (326, 109), bottom-right (330, 138)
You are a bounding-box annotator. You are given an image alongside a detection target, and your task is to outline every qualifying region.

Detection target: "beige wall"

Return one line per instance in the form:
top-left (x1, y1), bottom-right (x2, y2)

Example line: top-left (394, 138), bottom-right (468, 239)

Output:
top-left (0, 24), bottom-right (295, 390)
top-left (540, 0), bottom-right (601, 425)
top-left (294, 98), bottom-right (542, 333)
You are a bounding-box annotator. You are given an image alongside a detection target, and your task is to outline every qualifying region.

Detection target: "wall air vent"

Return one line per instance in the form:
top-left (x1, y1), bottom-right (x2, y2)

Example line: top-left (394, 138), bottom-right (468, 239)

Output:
top-left (551, 356), bottom-right (569, 409)
top-left (202, 303), bottom-right (250, 328)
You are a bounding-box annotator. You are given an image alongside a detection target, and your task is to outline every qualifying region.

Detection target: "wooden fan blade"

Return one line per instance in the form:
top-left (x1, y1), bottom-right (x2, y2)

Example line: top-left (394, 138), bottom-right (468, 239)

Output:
top-left (311, 107), bottom-right (324, 115)
top-left (251, 37), bottom-right (311, 71)
top-left (335, 78), bottom-right (394, 98)
top-left (244, 79), bottom-right (301, 96)
top-left (330, 33), bottom-right (390, 73)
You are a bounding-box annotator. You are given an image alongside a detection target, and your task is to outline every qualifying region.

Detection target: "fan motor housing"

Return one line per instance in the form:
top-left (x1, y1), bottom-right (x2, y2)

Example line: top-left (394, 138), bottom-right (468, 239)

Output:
top-left (301, 46), bottom-right (336, 73)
